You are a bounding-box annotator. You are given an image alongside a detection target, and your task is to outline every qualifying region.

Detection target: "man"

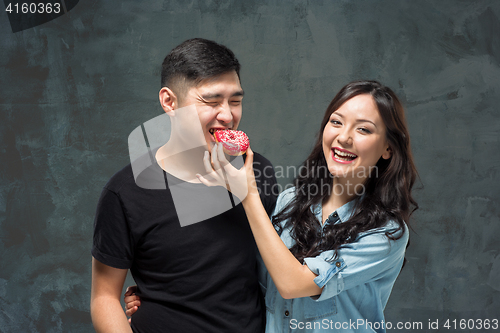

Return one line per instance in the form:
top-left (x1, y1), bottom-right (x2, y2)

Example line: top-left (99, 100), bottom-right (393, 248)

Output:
top-left (90, 38), bottom-right (277, 333)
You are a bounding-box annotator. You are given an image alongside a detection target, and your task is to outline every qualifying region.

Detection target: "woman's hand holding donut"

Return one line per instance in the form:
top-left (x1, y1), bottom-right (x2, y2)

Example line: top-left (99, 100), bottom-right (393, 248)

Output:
top-left (197, 143), bottom-right (259, 202)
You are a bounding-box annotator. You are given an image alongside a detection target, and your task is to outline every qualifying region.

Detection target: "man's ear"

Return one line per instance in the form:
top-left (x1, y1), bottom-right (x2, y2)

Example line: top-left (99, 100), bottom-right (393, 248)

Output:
top-left (382, 145), bottom-right (392, 160)
top-left (159, 87), bottom-right (178, 115)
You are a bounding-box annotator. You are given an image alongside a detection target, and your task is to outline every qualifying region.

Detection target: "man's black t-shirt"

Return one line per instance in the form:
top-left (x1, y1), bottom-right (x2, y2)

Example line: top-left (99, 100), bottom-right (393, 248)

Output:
top-left (92, 152), bottom-right (278, 333)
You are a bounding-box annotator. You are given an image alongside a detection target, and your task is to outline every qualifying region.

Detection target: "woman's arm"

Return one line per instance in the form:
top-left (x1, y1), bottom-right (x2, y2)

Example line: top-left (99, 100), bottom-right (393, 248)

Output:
top-left (198, 144), bottom-right (322, 299)
top-left (91, 258), bottom-right (133, 333)
top-left (242, 190), bottom-right (322, 299)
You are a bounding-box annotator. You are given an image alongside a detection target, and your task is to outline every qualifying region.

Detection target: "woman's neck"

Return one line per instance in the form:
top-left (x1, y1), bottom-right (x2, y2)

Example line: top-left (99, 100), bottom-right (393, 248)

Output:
top-left (321, 176), bottom-right (363, 224)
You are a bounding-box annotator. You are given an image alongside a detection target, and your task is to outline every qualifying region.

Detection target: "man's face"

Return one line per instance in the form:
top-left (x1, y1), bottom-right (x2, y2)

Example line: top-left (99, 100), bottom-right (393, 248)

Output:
top-left (178, 71), bottom-right (244, 150)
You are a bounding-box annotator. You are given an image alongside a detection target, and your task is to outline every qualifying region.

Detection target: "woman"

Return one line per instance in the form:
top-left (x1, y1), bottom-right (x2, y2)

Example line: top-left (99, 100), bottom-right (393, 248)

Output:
top-left (126, 80), bottom-right (418, 333)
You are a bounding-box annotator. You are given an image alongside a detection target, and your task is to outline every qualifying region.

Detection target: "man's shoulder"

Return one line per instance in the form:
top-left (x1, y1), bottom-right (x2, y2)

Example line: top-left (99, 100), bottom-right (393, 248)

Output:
top-left (104, 150), bottom-right (168, 193)
top-left (102, 163), bottom-right (136, 193)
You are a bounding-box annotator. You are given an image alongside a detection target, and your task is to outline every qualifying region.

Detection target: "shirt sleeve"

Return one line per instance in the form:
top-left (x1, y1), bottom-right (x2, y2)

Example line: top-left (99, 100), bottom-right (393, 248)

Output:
top-left (91, 187), bottom-right (134, 269)
top-left (303, 223), bottom-right (408, 302)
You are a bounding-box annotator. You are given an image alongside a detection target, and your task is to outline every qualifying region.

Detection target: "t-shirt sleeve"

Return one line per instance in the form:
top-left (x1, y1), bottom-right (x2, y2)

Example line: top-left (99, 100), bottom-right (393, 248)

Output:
top-left (256, 251), bottom-right (267, 296)
top-left (92, 187), bottom-right (134, 269)
top-left (303, 224), bottom-right (408, 302)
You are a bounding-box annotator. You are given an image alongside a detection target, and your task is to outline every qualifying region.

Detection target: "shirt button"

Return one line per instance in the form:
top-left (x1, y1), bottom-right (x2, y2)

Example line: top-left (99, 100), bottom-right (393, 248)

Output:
top-left (285, 310), bottom-right (290, 316)
top-left (335, 262), bottom-right (341, 267)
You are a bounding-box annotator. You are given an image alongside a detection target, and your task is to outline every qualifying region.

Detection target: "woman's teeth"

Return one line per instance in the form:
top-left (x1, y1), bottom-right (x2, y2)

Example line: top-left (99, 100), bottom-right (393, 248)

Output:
top-left (334, 148), bottom-right (357, 161)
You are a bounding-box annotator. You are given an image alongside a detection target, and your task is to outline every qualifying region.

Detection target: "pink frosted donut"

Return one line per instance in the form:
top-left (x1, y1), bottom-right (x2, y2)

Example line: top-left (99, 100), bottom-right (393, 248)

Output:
top-left (213, 130), bottom-right (250, 156)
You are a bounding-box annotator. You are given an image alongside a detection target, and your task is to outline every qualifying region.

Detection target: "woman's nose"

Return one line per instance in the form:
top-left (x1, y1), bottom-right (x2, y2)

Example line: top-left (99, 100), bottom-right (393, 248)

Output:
top-left (337, 128), bottom-right (353, 146)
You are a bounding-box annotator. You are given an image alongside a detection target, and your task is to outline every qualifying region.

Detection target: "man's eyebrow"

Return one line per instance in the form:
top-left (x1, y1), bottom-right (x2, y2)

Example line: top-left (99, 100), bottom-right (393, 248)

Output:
top-left (201, 90), bottom-right (244, 100)
top-left (201, 93), bottom-right (221, 100)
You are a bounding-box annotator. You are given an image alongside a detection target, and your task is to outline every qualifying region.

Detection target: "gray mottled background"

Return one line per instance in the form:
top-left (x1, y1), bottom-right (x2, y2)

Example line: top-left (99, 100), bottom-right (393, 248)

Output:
top-left (1, 0), bottom-right (499, 332)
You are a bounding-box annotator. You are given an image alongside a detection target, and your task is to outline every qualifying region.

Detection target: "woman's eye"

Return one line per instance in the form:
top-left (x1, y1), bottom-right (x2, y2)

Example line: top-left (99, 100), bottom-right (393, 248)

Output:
top-left (359, 128), bottom-right (371, 134)
top-left (331, 120), bottom-right (341, 125)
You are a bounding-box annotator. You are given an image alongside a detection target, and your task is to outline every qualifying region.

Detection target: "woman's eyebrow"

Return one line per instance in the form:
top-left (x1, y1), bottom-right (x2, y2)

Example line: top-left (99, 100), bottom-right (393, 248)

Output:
top-left (357, 119), bottom-right (377, 127)
top-left (333, 111), bottom-right (377, 128)
top-left (333, 111), bottom-right (344, 118)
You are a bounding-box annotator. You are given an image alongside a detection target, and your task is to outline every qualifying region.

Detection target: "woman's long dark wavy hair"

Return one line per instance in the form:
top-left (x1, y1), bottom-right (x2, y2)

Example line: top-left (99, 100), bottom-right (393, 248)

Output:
top-left (272, 80), bottom-right (419, 263)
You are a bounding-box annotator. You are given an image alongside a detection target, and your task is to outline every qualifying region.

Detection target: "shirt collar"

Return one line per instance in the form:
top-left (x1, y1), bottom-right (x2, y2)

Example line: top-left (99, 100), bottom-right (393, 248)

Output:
top-left (312, 197), bottom-right (359, 226)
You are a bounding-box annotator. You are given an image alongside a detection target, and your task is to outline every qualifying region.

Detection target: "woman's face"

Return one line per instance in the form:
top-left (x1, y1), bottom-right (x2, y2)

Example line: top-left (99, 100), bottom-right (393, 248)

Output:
top-left (322, 94), bottom-right (392, 181)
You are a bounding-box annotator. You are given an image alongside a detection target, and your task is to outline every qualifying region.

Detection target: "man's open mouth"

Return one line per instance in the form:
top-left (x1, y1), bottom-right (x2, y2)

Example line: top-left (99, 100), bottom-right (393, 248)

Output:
top-left (209, 128), bottom-right (228, 135)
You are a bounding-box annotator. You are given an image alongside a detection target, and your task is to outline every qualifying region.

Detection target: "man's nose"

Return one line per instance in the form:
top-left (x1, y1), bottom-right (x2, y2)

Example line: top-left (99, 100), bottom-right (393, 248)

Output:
top-left (217, 102), bottom-right (233, 124)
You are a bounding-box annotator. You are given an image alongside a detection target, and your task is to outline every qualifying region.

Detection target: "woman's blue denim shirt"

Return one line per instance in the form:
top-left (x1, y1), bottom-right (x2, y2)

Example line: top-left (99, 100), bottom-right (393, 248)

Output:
top-left (258, 187), bottom-right (408, 333)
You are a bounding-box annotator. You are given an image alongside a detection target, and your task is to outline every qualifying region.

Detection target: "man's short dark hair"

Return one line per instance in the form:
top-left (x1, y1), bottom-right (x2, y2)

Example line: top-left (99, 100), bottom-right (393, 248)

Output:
top-left (161, 38), bottom-right (241, 101)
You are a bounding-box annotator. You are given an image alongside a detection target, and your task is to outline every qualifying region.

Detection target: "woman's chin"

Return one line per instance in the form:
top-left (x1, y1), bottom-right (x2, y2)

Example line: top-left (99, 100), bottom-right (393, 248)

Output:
top-left (327, 165), bottom-right (354, 178)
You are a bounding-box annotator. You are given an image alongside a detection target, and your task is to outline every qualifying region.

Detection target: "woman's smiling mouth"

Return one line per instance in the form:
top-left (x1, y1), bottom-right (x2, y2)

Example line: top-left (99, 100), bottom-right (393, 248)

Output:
top-left (332, 147), bottom-right (358, 164)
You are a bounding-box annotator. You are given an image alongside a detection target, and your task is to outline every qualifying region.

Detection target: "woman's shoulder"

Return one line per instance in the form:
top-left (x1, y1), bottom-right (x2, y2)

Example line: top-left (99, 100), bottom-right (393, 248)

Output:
top-left (356, 218), bottom-right (409, 244)
top-left (276, 186), bottom-right (297, 207)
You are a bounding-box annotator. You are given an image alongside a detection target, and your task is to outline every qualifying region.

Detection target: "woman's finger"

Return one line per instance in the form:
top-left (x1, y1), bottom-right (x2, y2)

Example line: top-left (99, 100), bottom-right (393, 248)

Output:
top-left (126, 305), bottom-right (138, 317)
top-left (124, 294), bottom-right (140, 305)
top-left (124, 285), bottom-right (137, 296)
top-left (211, 144), bottom-right (222, 171)
top-left (197, 173), bottom-right (217, 187)
top-left (217, 143), bottom-right (230, 168)
top-left (212, 144), bottom-right (229, 182)
top-left (202, 150), bottom-right (213, 174)
top-left (244, 146), bottom-right (259, 197)
top-left (125, 299), bottom-right (141, 310)
top-left (200, 149), bottom-right (228, 187)
top-left (244, 146), bottom-right (254, 170)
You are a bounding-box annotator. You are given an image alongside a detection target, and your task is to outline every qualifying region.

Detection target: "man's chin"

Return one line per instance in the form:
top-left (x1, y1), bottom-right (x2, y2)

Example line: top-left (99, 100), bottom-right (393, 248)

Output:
top-left (205, 141), bottom-right (215, 151)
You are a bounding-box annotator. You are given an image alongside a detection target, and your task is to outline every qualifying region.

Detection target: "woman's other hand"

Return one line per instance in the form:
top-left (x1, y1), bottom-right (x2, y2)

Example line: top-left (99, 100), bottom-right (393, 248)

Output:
top-left (124, 285), bottom-right (141, 323)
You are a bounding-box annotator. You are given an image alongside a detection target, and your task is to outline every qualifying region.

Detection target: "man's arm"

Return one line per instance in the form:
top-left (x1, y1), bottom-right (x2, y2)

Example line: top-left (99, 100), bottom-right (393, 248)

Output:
top-left (91, 257), bottom-right (133, 333)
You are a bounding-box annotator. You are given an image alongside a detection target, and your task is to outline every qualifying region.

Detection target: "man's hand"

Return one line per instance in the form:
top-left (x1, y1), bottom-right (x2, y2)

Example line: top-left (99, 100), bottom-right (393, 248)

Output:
top-left (124, 285), bottom-right (141, 323)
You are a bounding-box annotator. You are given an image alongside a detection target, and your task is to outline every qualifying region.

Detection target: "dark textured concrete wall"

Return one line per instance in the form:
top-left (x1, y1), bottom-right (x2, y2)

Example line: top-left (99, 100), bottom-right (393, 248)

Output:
top-left (1, 1), bottom-right (499, 332)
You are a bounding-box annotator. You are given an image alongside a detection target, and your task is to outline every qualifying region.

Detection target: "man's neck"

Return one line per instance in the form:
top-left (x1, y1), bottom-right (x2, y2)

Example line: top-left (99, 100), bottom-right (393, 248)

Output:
top-left (155, 142), bottom-right (209, 183)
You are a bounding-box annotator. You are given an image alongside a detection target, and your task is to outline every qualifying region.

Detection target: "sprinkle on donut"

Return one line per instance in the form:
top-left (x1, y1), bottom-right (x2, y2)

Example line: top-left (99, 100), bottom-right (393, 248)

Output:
top-left (213, 129), bottom-right (249, 156)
